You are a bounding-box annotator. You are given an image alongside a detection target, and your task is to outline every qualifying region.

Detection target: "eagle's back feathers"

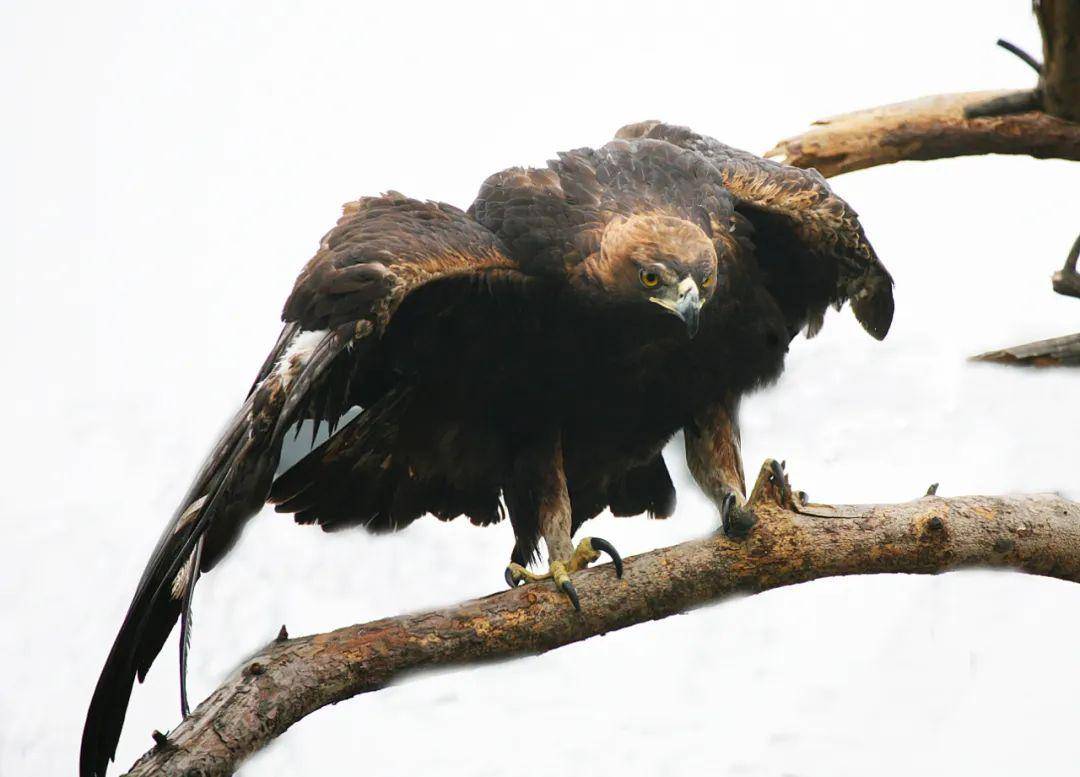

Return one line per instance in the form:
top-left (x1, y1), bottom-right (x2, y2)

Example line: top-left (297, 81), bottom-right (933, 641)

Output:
top-left (470, 138), bottom-right (736, 276)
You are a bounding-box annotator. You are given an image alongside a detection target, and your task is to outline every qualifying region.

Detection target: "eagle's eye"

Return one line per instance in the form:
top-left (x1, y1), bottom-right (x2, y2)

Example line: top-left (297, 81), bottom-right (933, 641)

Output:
top-left (702, 273), bottom-right (714, 288)
top-left (639, 269), bottom-right (661, 289)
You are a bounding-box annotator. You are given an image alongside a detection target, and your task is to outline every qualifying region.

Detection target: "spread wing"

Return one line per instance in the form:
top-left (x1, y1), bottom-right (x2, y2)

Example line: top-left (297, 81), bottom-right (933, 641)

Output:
top-left (615, 121), bottom-right (895, 340)
top-left (80, 194), bottom-right (523, 777)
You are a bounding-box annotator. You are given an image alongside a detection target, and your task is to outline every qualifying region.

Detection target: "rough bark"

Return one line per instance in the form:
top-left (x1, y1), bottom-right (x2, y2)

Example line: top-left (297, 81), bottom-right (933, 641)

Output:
top-left (970, 332), bottom-right (1080, 366)
top-left (764, 91), bottom-right (1080, 177)
top-left (123, 461), bottom-right (1080, 777)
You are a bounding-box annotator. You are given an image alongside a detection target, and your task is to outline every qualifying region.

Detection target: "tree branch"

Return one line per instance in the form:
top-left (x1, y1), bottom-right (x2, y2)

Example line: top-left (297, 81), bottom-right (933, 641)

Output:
top-left (1052, 232), bottom-right (1080, 299)
top-left (766, 4), bottom-right (1080, 174)
top-left (996, 37), bottom-right (1044, 75)
top-left (970, 332), bottom-right (1080, 366)
top-left (963, 88), bottom-right (1044, 118)
top-left (122, 461), bottom-right (1080, 777)
top-left (764, 91), bottom-right (1080, 177)
top-left (1036, 0), bottom-right (1080, 122)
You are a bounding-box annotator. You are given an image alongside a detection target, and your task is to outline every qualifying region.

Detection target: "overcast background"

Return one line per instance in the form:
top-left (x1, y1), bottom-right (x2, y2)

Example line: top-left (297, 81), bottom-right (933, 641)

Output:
top-left (3, 1), bottom-right (1078, 775)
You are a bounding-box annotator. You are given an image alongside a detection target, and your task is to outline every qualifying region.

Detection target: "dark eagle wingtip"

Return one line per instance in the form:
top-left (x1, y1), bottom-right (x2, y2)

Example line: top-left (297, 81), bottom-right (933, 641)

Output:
top-left (851, 273), bottom-right (895, 340)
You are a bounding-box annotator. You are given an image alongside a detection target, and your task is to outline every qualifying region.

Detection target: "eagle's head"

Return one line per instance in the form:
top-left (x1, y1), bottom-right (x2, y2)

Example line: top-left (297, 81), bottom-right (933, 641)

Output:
top-left (589, 213), bottom-right (718, 337)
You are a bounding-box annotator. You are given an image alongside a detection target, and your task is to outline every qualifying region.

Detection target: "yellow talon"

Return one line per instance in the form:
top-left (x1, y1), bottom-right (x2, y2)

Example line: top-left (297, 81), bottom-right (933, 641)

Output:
top-left (503, 537), bottom-right (623, 612)
top-left (550, 560), bottom-right (570, 588)
top-left (504, 562), bottom-right (548, 585)
top-left (567, 538), bottom-right (601, 572)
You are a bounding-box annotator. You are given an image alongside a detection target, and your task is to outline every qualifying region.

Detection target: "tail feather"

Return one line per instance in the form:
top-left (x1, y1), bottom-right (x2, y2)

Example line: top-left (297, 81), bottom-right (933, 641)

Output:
top-left (269, 389), bottom-right (412, 532)
top-left (607, 456), bottom-right (676, 519)
top-left (178, 534), bottom-right (204, 717)
top-left (80, 327), bottom-right (348, 777)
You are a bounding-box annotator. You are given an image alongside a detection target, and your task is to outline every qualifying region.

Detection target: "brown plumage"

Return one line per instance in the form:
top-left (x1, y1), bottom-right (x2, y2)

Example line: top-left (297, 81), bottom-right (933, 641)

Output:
top-left (81, 125), bottom-right (893, 777)
top-left (615, 120), bottom-right (894, 340)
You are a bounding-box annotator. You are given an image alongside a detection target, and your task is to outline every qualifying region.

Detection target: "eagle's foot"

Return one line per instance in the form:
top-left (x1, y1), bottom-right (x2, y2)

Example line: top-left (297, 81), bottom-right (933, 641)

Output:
top-left (504, 537), bottom-right (623, 611)
top-left (504, 560), bottom-right (581, 609)
top-left (504, 563), bottom-right (548, 586)
top-left (723, 459), bottom-right (808, 538)
top-left (720, 492), bottom-right (756, 538)
top-left (566, 536), bottom-right (623, 574)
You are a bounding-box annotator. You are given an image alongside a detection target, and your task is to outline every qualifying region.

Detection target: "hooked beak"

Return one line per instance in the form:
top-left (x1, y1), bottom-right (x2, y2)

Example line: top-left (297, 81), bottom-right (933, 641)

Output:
top-left (650, 276), bottom-right (703, 337)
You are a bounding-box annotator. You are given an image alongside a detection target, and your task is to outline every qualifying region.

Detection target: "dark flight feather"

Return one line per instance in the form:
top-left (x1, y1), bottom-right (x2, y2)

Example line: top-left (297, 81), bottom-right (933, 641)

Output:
top-left (80, 195), bottom-right (525, 777)
top-left (177, 534), bottom-right (203, 717)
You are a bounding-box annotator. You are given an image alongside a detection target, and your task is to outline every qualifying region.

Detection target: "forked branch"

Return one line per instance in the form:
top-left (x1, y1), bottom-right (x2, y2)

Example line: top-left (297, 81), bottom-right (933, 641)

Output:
top-left (123, 461), bottom-right (1080, 777)
top-left (766, 2), bottom-right (1080, 175)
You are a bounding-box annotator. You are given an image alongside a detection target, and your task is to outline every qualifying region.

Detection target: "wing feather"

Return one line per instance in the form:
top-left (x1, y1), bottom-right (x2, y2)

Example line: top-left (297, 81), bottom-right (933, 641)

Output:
top-left (80, 193), bottom-right (520, 777)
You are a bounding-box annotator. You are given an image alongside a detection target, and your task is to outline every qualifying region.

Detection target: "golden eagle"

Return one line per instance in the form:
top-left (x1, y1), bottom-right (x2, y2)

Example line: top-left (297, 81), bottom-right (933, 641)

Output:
top-left (80, 122), bottom-right (892, 777)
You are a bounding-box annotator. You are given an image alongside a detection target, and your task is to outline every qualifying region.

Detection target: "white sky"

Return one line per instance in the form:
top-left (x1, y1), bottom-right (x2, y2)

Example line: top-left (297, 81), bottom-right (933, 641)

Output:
top-left (2, 1), bottom-right (1078, 775)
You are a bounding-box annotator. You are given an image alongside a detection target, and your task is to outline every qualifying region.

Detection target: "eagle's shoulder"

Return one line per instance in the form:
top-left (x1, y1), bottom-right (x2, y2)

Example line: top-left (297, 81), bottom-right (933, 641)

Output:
top-left (283, 193), bottom-right (517, 331)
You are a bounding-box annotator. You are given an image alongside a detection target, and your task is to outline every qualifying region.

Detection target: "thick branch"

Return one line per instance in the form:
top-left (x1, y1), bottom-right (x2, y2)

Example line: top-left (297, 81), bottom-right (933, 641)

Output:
top-left (123, 463), bottom-right (1080, 777)
top-left (1037, 0), bottom-right (1080, 122)
top-left (970, 332), bottom-right (1080, 366)
top-left (765, 91), bottom-right (1080, 177)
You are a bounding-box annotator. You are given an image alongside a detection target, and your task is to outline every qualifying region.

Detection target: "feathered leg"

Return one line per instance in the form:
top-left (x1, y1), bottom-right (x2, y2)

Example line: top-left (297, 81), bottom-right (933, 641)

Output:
top-left (504, 430), bottom-right (622, 609)
top-left (685, 395), bottom-right (756, 536)
top-left (686, 397), bottom-right (808, 536)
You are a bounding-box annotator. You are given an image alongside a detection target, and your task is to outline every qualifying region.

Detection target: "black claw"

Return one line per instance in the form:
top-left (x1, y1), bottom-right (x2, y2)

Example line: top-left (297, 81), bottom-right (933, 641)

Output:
top-left (504, 568), bottom-right (520, 589)
top-left (769, 459), bottom-right (791, 503)
top-left (589, 537), bottom-right (624, 578)
top-left (721, 492), bottom-right (757, 539)
top-left (561, 580), bottom-right (581, 611)
top-left (720, 492), bottom-right (736, 535)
